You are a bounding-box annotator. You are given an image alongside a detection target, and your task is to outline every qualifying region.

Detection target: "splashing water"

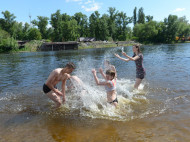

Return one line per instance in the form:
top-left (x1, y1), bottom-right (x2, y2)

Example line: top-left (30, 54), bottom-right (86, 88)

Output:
top-left (56, 55), bottom-right (150, 121)
top-left (0, 47), bottom-right (172, 121)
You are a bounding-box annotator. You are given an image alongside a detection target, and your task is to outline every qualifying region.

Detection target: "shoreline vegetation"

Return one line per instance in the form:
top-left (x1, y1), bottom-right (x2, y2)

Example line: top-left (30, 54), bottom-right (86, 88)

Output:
top-left (78, 40), bottom-right (138, 50)
top-left (1, 7), bottom-right (190, 53)
top-left (18, 40), bottom-right (139, 52)
top-left (1, 39), bottom-right (190, 53)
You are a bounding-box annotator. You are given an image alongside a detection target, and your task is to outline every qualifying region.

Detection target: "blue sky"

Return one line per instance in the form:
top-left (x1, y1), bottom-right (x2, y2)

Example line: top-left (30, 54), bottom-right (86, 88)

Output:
top-left (0, 0), bottom-right (189, 25)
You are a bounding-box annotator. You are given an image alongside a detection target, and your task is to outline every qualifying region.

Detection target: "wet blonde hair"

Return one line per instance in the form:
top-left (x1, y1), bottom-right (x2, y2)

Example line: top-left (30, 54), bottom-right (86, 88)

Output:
top-left (106, 69), bottom-right (115, 78)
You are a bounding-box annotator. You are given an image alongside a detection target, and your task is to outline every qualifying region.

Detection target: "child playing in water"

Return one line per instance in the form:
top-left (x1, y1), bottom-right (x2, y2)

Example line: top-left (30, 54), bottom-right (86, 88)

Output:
top-left (92, 69), bottom-right (118, 107)
top-left (99, 60), bottom-right (117, 79)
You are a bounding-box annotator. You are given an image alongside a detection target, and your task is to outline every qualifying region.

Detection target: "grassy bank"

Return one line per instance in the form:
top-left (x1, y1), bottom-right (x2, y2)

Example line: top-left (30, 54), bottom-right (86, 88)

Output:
top-left (19, 40), bottom-right (43, 52)
top-left (78, 41), bottom-right (137, 50)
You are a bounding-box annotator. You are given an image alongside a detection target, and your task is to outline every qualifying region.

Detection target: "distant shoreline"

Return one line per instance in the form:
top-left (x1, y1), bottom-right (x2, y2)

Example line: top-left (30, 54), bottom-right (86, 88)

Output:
top-left (78, 41), bottom-right (139, 50)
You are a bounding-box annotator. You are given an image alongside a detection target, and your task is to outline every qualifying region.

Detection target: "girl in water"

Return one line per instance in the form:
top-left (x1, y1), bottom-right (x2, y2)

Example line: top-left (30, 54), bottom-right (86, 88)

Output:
top-left (114, 44), bottom-right (146, 89)
top-left (92, 69), bottom-right (118, 107)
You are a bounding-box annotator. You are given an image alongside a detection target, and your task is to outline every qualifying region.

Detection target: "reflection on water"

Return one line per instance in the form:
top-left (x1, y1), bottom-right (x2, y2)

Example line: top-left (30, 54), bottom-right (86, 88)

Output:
top-left (0, 43), bottom-right (190, 141)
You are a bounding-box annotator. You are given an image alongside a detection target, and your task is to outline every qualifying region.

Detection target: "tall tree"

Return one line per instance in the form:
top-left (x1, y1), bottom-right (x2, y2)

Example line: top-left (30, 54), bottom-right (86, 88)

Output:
top-left (116, 11), bottom-right (132, 41)
top-left (99, 14), bottom-right (109, 40)
top-left (137, 7), bottom-right (145, 24)
top-left (164, 15), bottom-right (179, 43)
top-left (89, 12), bottom-right (97, 38)
top-left (177, 16), bottom-right (190, 41)
top-left (11, 22), bottom-right (23, 40)
top-left (50, 10), bottom-right (63, 41)
top-left (107, 7), bottom-right (118, 40)
top-left (32, 16), bottom-right (49, 39)
top-left (62, 19), bottom-right (79, 41)
top-left (73, 12), bottom-right (88, 37)
top-left (146, 15), bottom-right (153, 22)
top-left (0, 10), bottom-right (16, 36)
top-left (133, 7), bottom-right (137, 26)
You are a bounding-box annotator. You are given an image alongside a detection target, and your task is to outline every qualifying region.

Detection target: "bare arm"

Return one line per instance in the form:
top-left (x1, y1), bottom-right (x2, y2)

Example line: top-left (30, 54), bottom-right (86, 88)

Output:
top-left (114, 53), bottom-right (130, 62)
top-left (92, 69), bottom-right (107, 86)
top-left (122, 52), bottom-right (140, 61)
top-left (46, 70), bottom-right (63, 96)
top-left (61, 73), bottom-right (70, 102)
top-left (99, 68), bottom-right (107, 80)
top-left (111, 65), bottom-right (117, 78)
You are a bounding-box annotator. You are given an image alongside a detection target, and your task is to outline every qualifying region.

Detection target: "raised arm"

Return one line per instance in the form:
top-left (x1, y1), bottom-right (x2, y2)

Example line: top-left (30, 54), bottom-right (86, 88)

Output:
top-left (114, 53), bottom-right (130, 62)
top-left (92, 69), bottom-right (106, 86)
top-left (111, 65), bottom-right (117, 79)
top-left (122, 52), bottom-right (140, 61)
top-left (99, 68), bottom-right (107, 80)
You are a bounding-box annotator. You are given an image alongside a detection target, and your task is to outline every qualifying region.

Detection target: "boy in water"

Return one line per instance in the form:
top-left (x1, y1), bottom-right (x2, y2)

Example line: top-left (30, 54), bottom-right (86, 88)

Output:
top-left (43, 62), bottom-right (75, 108)
top-left (92, 69), bottom-right (118, 107)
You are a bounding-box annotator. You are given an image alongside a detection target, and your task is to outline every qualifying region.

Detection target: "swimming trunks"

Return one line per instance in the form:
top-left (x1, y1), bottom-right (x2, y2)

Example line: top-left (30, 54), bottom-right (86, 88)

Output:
top-left (109, 97), bottom-right (118, 104)
top-left (43, 84), bottom-right (57, 94)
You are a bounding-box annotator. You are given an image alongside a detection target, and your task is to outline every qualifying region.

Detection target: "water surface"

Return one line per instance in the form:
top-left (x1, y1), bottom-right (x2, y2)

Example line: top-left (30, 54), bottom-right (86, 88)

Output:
top-left (0, 43), bottom-right (190, 142)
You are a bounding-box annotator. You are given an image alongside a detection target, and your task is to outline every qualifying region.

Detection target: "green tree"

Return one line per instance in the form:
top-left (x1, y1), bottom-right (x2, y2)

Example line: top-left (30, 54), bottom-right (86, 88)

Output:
top-left (11, 22), bottom-right (24, 40)
top-left (22, 22), bottom-right (30, 40)
top-left (89, 12), bottom-right (97, 38)
top-left (133, 7), bottom-right (137, 26)
top-left (146, 15), bottom-right (153, 22)
top-left (153, 21), bottom-right (166, 43)
top-left (116, 11), bottom-right (132, 41)
top-left (164, 15), bottom-right (179, 43)
top-left (0, 10), bottom-right (16, 36)
top-left (62, 19), bottom-right (79, 41)
top-left (177, 16), bottom-right (190, 41)
top-left (107, 7), bottom-right (118, 40)
top-left (50, 10), bottom-right (63, 41)
top-left (32, 16), bottom-right (49, 39)
top-left (0, 28), bottom-right (18, 52)
top-left (27, 28), bottom-right (42, 40)
top-left (137, 7), bottom-right (145, 24)
top-left (99, 14), bottom-right (109, 40)
top-left (133, 21), bottom-right (158, 43)
top-left (73, 12), bottom-right (88, 37)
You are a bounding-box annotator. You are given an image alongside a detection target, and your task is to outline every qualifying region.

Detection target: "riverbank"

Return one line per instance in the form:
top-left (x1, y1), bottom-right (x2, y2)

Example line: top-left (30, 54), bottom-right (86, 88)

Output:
top-left (78, 41), bottom-right (138, 49)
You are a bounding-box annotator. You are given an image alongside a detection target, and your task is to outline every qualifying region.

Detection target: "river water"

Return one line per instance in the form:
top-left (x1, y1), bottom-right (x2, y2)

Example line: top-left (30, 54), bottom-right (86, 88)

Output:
top-left (0, 43), bottom-right (190, 142)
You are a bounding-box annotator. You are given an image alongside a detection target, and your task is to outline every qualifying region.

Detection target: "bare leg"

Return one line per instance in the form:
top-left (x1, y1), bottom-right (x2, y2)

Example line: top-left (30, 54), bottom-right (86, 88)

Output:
top-left (112, 102), bottom-right (118, 107)
top-left (134, 78), bottom-right (142, 89)
top-left (46, 91), bottom-right (62, 108)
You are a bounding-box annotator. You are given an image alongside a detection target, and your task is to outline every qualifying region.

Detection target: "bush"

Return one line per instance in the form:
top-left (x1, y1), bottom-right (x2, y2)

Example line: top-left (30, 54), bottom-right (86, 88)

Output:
top-left (22, 40), bottom-right (43, 52)
top-left (107, 37), bottom-right (113, 42)
top-left (0, 37), bottom-right (19, 52)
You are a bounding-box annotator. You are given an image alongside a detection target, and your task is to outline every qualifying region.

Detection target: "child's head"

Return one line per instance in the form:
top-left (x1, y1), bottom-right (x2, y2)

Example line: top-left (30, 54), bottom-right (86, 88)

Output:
top-left (106, 69), bottom-right (115, 80)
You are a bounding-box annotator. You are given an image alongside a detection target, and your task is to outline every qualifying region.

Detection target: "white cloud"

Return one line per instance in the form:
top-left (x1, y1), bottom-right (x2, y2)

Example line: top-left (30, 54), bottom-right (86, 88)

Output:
top-left (173, 8), bottom-right (186, 12)
top-left (66, 0), bottom-right (101, 12)
top-left (81, 2), bottom-right (101, 12)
